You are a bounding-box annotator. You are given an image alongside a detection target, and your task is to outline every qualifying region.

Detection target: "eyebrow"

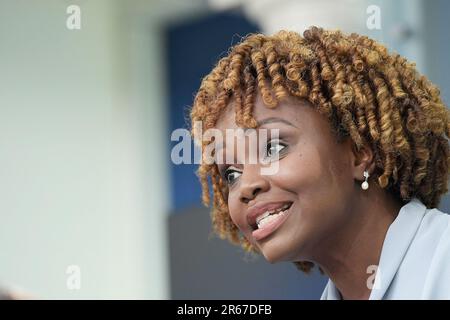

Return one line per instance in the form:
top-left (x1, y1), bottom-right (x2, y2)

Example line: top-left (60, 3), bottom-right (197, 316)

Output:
top-left (257, 117), bottom-right (299, 129)
top-left (213, 117), bottom-right (299, 165)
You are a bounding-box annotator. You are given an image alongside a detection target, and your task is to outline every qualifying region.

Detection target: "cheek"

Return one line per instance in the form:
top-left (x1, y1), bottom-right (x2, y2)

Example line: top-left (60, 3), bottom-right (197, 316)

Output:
top-left (227, 191), bottom-right (248, 232)
top-left (273, 147), bottom-right (324, 192)
top-left (273, 144), bottom-right (350, 214)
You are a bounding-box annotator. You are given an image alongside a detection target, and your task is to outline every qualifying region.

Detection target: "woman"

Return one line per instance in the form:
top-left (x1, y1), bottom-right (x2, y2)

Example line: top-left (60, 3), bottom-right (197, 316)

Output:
top-left (189, 27), bottom-right (450, 299)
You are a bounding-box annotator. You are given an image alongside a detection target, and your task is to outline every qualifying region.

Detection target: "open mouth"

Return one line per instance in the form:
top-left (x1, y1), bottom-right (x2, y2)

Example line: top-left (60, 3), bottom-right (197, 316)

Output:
top-left (252, 202), bottom-right (293, 231)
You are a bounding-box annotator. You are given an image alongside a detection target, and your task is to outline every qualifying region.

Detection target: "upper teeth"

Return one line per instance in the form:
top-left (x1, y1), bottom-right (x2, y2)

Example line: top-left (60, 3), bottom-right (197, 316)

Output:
top-left (255, 203), bottom-right (291, 226)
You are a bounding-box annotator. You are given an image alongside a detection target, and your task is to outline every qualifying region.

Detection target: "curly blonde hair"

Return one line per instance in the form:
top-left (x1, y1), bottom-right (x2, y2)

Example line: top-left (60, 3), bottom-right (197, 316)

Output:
top-left (189, 26), bottom-right (450, 273)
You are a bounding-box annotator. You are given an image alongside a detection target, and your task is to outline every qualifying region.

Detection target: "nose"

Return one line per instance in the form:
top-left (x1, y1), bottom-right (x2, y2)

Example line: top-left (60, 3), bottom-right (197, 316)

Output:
top-left (239, 165), bottom-right (270, 204)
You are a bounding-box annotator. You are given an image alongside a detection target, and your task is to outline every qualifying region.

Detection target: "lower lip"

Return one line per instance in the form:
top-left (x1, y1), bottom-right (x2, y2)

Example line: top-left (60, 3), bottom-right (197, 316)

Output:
top-left (251, 206), bottom-right (292, 241)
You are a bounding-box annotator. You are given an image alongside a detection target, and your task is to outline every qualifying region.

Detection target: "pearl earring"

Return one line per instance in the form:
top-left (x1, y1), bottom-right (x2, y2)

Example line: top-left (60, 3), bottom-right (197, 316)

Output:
top-left (361, 170), bottom-right (369, 190)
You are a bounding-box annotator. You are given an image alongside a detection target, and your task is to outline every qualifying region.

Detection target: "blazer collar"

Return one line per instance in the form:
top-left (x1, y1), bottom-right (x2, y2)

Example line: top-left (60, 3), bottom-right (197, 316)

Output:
top-left (321, 197), bottom-right (427, 300)
top-left (369, 197), bottom-right (426, 299)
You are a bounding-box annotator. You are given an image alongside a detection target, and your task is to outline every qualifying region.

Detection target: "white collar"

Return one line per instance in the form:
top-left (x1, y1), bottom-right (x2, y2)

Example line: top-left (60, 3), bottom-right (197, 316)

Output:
top-left (321, 197), bottom-right (427, 300)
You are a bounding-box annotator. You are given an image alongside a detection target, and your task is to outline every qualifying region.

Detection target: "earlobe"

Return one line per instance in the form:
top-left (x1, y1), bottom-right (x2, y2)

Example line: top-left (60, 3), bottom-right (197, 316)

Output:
top-left (350, 140), bottom-right (375, 181)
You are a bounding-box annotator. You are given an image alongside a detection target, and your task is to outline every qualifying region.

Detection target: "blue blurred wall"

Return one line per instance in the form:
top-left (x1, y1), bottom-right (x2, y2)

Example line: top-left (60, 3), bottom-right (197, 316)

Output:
top-left (167, 10), bottom-right (259, 211)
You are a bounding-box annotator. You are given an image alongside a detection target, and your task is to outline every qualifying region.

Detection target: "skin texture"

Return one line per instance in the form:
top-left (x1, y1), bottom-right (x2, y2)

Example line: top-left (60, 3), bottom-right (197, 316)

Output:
top-left (215, 92), bottom-right (403, 300)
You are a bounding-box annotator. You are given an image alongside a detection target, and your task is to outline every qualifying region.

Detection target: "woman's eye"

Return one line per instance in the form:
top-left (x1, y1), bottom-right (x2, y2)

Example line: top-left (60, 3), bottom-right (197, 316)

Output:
top-left (266, 140), bottom-right (287, 159)
top-left (224, 168), bottom-right (241, 185)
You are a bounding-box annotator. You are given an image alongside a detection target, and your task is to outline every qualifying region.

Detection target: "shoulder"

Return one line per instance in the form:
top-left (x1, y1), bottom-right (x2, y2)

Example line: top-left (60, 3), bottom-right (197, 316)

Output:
top-left (417, 206), bottom-right (450, 245)
top-left (414, 206), bottom-right (450, 261)
top-left (417, 206), bottom-right (450, 298)
top-left (385, 202), bottom-right (450, 299)
top-left (421, 206), bottom-right (450, 227)
top-left (400, 201), bottom-right (450, 263)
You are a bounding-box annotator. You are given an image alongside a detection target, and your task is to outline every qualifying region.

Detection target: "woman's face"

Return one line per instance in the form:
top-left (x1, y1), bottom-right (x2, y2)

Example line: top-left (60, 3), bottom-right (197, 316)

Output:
top-left (214, 93), bottom-right (360, 264)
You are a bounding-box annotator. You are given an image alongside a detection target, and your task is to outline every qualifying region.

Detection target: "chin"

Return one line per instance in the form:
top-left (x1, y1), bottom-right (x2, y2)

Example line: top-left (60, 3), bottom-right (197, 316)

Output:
top-left (262, 251), bottom-right (283, 264)
top-left (260, 235), bottom-right (310, 264)
top-left (259, 241), bottom-right (294, 264)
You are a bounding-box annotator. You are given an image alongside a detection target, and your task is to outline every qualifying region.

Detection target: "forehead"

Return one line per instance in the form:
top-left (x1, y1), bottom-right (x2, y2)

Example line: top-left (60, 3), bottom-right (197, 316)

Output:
top-left (215, 92), bottom-right (317, 131)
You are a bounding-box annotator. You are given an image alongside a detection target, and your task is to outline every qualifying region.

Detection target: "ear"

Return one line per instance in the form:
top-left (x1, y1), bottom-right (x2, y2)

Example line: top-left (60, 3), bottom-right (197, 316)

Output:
top-left (348, 139), bottom-right (375, 182)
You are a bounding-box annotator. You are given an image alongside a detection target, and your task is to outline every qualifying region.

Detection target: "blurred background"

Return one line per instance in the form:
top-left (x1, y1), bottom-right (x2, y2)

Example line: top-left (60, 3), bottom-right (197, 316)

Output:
top-left (0, 0), bottom-right (449, 299)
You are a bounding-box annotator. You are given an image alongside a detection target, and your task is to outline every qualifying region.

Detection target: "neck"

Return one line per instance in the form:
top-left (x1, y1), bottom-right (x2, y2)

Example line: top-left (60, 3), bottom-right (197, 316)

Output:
top-left (316, 191), bottom-right (403, 300)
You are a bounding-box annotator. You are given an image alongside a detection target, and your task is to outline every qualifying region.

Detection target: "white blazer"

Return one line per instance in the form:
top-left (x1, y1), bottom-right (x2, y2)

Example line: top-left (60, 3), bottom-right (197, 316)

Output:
top-left (321, 197), bottom-right (450, 300)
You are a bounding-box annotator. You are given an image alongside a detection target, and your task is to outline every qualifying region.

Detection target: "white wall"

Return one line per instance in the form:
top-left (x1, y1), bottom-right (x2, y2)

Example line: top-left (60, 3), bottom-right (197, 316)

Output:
top-left (0, 0), bottom-right (174, 298)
